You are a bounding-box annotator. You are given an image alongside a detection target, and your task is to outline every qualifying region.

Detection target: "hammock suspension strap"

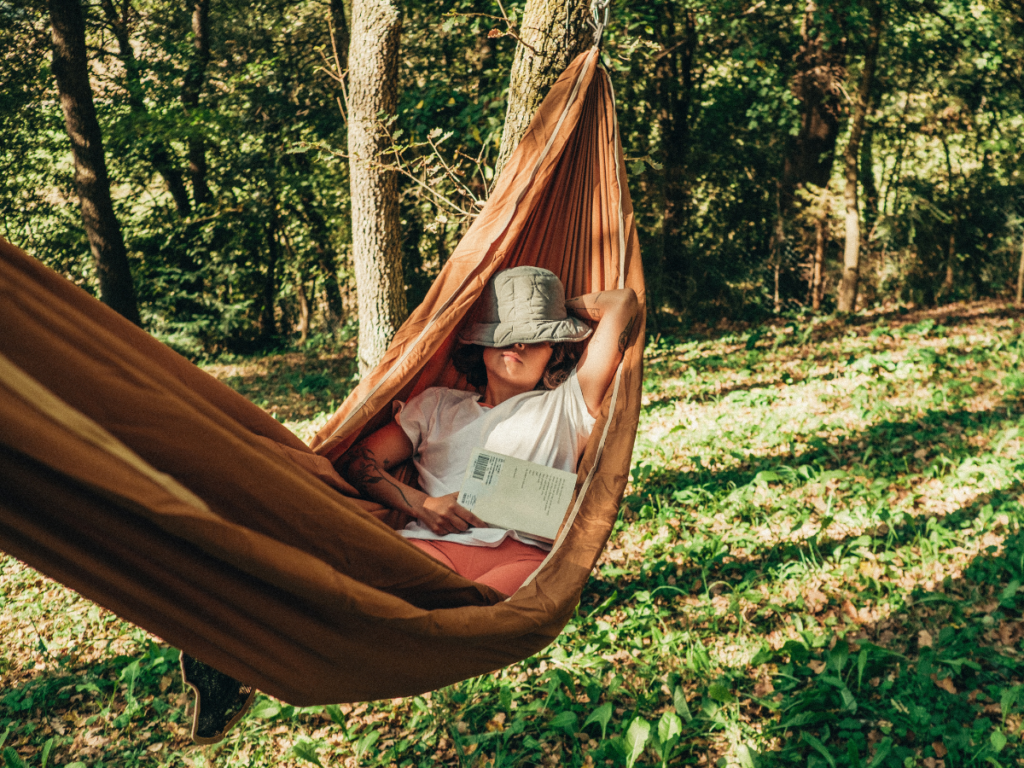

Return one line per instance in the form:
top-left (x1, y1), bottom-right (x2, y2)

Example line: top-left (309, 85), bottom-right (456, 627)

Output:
top-left (588, 0), bottom-right (611, 48)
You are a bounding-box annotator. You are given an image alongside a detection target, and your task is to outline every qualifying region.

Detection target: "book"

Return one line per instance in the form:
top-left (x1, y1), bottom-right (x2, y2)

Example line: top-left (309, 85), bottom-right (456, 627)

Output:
top-left (457, 448), bottom-right (577, 542)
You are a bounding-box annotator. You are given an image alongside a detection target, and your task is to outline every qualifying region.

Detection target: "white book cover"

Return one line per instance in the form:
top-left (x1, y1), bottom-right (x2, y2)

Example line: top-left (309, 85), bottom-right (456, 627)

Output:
top-left (457, 449), bottom-right (577, 542)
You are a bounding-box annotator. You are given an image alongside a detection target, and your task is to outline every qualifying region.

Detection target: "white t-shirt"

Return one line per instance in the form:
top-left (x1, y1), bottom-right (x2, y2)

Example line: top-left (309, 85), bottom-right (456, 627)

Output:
top-left (395, 368), bottom-right (596, 548)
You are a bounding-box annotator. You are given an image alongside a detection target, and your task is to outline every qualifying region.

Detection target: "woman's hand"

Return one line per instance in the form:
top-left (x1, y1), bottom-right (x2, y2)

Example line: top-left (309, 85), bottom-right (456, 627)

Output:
top-left (416, 493), bottom-right (485, 535)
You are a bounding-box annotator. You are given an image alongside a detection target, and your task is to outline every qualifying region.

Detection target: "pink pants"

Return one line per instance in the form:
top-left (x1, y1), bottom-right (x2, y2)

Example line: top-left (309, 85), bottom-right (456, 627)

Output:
top-left (409, 537), bottom-right (547, 596)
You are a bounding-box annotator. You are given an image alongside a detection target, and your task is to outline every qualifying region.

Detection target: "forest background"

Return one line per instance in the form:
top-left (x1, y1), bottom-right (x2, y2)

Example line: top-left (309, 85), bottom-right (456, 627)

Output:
top-left (4, 0), bottom-right (1023, 364)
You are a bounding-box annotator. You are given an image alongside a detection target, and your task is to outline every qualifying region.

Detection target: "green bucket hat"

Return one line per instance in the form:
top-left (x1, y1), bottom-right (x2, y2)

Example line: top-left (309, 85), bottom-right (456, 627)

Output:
top-left (459, 266), bottom-right (593, 347)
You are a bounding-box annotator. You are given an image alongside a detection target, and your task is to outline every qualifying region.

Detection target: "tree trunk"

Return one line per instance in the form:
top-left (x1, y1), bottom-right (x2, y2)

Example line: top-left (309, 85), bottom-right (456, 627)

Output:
top-left (181, 0), bottom-right (211, 207)
top-left (860, 123), bottom-right (879, 230)
top-left (262, 204), bottom-right (280, 341)
top-left (837, 0), bottom-right (883, 314)
top-left (770, 197), bottom-right (785, 313)
top-left (779, 0), bottom-right (845, 212)
top-left (49, 0), bottom-right (140, 324)
top-left (812, 202), bottom-right (829, 310)
top-left (98, 0), bottom-right (191, 217)
top-left (329, 0), bottom-right (349, 77)
top-left (494, 0), bottom-right (592, 177)
top-left (348, 0), bottom-right (405, 374)
top-left (1016, 236), bottom-right (1024, 306)
top-left (652, 5), bottom-right (698, 317)
top-left (774, 0), bottom-right (845, 312)
top-left (295, 268), bottom-right (311, 346)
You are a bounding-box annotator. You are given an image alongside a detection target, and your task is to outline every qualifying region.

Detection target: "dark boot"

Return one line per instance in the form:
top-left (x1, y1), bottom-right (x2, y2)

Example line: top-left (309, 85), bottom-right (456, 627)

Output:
top-left (179, 652), bottom-right (256, 744)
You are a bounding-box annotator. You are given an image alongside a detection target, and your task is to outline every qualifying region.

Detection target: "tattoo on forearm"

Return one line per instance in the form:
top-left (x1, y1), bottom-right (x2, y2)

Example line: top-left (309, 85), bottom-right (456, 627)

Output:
top-left (618, 313), bottom-right (637, 354)
top-left (343, 446), bottom-right (413, 508)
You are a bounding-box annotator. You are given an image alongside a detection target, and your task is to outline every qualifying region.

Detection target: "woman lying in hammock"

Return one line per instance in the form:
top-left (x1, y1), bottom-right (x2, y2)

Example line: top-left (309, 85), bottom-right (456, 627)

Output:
top-left (339, 266), bottom-right (638, 595)
top-left (181, 267), bottom-right (637, 744)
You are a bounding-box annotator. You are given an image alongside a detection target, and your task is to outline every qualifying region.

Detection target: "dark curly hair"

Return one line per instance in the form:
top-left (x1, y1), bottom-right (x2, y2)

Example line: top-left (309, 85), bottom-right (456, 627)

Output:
top-left (452, 341), bottom-right (586, 391)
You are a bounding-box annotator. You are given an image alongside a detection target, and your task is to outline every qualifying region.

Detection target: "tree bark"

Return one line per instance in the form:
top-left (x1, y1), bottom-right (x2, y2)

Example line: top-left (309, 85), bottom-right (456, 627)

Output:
top-left (262, 203), bottom-right (280, 341)
top-left (1016, 236), bottom-right (1024, 306)
top-left (295, 267), bottom-right (311, 346)
top-left (348, 0), bottom-right (405, 374)
top-left (812, 202), bottom-right (829, 310)
top-left (181, 0), bottom-right (211, 207)
top-left (860, 123), bottom-right (879, 229)
top-left (50, 0), bottom-right (141, 324)
top-left (494, 0), bottom-right (592, 177)
top-left (837, 0), bottom-right (883, 314)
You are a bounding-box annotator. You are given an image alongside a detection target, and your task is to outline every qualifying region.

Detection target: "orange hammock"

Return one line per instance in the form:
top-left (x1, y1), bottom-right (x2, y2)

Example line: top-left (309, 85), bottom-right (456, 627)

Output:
top-left (0, 48), bottom-right (645, 706)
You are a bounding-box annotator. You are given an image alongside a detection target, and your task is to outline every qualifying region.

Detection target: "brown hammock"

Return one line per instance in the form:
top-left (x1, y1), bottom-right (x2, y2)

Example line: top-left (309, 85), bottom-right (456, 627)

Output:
top-left (0, 48), bottom-right (645, 706)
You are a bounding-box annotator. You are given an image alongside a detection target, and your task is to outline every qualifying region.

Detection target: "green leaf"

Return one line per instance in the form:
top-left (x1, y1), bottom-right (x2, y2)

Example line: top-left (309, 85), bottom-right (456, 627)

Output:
top-left (673, 686), bottom-right (693, 723)
top-left (549, 710), bottom-right (578, 732)
top-left (584, 701), bottom-right (614, 740)
top-left (249, 698), bottom-right (281, 719)
top-left (778, 710), bottom-right (827, 729)
top-left (291, 738), bottom-right (324, 767)
top-left (624, 717), bottom-right (651, 768)
top-left (867, 738), bottom-right (892, 768)
top-left (1000, 685), bottom-right (1022, 721)
top-left (750, 644), bottom-right (773, 666)
top-left (324, 704), bottom-right (350, 738)
top-left (736, 744), bottom-right (758, 768)
top-left (657, 711), bottom-right (682, 753)
top-left (40, 738), bottom-right (54, 768)
top-left (355, 729), bottom-right (380, 761)
top-left (826, 641), bottom-right (849, 673)
top-left (708, 681), bottom-right (735, 703)
top-left (499, 684), bottom-right (512, 712)
top-left (802, 732), bottom-right (836, 768)
top-left (991, 729), bottom-right (1007, 753)
top-left (2, 747), bottom-right (28, 768)
top-left (999, 580), bottom-right (1021, 605)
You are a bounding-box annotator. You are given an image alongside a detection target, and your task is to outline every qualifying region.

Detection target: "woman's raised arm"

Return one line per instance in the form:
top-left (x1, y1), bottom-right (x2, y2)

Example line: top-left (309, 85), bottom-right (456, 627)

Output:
top-left (565, 287), bottom-right (639, 417)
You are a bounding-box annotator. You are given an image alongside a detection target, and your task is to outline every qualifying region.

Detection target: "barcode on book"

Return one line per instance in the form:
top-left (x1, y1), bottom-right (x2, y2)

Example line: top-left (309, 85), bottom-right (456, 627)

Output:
top-left (471, 452), bottom-right (504, 485)
top-left (472, 453), bottom-right (490, 480)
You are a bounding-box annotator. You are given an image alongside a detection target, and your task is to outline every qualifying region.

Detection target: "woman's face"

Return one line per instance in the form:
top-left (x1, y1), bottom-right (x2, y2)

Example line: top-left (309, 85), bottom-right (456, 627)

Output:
top-left (482, 341), bottom-right (553, 392)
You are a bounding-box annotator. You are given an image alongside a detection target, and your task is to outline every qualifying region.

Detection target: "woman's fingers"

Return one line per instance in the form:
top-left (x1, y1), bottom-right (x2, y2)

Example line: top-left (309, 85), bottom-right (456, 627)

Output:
top-left (443, 494), bottom-right (484, 529)
top-left (421, 494), bottom-right (484, 534)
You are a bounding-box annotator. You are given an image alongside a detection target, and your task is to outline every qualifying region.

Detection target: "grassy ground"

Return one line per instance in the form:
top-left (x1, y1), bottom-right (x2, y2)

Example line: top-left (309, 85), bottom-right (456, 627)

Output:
top-left (3, 300), bottom-right (1024, 767)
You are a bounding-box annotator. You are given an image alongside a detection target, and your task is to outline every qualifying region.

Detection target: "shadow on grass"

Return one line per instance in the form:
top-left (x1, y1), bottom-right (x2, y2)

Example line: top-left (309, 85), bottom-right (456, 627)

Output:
top-left (634, 403), bottom-right (1024, 511)
top-left (205, 352), bottom-right (357, 421)
top-left (585, 474), bottom-right (1024, 765)
top-left (779, 300), bottom-right (1024, 349)
top-left (748, 507), bottom-right (1024, 767)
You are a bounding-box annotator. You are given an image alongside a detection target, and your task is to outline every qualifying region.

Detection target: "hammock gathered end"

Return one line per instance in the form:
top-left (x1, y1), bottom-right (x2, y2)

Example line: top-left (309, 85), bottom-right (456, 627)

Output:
top-left (0, 49), bottom-right (645, 705)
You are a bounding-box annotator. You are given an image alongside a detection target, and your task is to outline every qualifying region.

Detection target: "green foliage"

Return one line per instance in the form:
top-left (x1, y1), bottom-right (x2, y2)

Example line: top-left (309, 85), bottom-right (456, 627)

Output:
top-left (4, 0), bottom-right (1024, 350)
